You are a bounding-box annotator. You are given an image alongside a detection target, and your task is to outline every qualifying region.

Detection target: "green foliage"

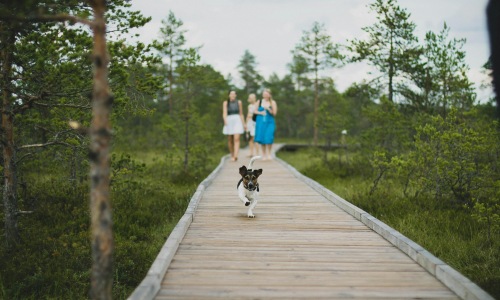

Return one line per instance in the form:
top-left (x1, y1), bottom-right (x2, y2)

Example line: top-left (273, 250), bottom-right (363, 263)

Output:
top-left (402, 23), bottom-right (476, 114)
top-left (361, 96), bottom-right (413, 154)
top-left (287, 53), bottom-right (311, 91)
top-left (152, 10), bottom-right (188, 113)
top-left (238, 50), bottom-right (263, 94)
top-left (294, 22), bottom-right (343, 75)
top-left (0, 146), bottom-right (225, 299)
top-left (264, 73), bottom-right (314, 139)
top-left (316, 80), bottom-right (350, 157)
top-left (153, 10), bottom-right (187, 61)
top-left (364, 107), bottom-right (500, 235)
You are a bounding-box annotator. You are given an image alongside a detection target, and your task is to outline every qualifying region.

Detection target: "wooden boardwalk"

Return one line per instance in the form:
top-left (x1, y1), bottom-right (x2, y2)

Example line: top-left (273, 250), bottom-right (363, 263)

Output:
top-left (152, 148), bottom-right (464, 299)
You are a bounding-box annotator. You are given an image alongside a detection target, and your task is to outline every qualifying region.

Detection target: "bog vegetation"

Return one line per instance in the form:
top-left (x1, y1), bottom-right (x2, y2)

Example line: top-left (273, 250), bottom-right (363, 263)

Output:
top-left (0, 0), bottom-right (498, 299)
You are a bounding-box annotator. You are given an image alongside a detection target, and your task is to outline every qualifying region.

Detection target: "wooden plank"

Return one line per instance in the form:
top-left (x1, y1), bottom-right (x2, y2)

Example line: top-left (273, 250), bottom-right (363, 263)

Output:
top-left (161, 269), bottom-right (448, 287)
top-left (156, 286), bottom-right (458, 299)
top-left (168, 260), bottom-right (425, 272)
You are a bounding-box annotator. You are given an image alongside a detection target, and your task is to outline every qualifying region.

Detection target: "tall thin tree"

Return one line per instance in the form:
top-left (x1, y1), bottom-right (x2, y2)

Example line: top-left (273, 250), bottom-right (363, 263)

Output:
top-left (154, 11), bottom-right (187, 115)
top-left (0, 19), bottom-right (20, 246)
top-left (0, 1), bottom-right (113, 297)
top-left (294, 22), bottom-right (342, 145)
top-left (88, 1), bottom-right (113, 298)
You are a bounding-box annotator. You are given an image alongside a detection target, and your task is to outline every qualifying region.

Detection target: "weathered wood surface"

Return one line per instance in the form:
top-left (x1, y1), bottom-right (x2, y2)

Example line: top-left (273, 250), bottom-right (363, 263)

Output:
top-left (156, 150), bottom-right (458, 299)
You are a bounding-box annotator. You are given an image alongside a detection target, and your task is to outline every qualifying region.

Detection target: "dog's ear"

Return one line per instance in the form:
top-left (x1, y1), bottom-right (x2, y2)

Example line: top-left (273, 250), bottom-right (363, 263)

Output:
top-left (239, 166), bottom-right (247, 176)
top-left (254, 169), bottom-right (263, 177)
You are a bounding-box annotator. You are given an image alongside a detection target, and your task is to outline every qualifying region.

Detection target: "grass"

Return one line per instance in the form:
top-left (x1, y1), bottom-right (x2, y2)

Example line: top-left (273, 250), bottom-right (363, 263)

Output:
top-left (0, 146), bottom-right (226, 299)
top-left (277, 147), bottom-right (500, 299)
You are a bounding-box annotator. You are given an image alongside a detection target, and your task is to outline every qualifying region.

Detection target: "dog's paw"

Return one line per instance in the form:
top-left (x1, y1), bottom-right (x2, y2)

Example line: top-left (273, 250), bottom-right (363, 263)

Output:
top-left (248, 214), bottom-right (255, 218)
top-left (244, 201), bottom-right (250, 206)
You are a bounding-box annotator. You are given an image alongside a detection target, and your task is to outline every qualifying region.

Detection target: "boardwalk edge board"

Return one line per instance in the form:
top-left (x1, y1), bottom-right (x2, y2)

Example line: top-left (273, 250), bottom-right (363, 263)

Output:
top-left (273, 144), bottom-right (493, 300)
top-left (127, 155), bottom-right (230, 300)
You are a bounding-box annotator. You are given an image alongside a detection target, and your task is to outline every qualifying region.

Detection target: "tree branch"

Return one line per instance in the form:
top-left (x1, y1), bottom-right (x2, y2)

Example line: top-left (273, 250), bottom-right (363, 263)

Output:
top-left (33, 102), bottom-right (91, 110)
top-left (19, 141), bottom-right (74, 150)
top-left (16, 211), bottom-right (34, 216)
top-left (16, 152), bottom-right (34, 165)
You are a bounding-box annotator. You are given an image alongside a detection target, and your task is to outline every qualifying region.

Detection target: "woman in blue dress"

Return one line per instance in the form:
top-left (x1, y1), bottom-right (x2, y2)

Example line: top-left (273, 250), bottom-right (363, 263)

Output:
top-left (254, 89), bottom-right (278, 160)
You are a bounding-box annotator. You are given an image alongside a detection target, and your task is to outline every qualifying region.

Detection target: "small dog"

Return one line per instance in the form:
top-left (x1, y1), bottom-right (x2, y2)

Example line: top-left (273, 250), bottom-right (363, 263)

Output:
top-left (237, 156), bottom-right (262, 218)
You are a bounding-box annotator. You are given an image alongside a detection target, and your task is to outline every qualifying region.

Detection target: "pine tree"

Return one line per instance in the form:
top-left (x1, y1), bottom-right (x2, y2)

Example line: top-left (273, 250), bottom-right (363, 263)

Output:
top-left (349, 0), bottom-right (419, 103)
top-left (238, 50), bottom-right (263, 95)
top-left (294, 22), bottom-right (342, 145)
top-left (153, 11), bottom-right (187, 115)
top-left (287, 53), bottom-right (309, 91)
top-left (423, 23), bottom-right (475, 115)
top-left (0, 1), bottom-right (155, 298)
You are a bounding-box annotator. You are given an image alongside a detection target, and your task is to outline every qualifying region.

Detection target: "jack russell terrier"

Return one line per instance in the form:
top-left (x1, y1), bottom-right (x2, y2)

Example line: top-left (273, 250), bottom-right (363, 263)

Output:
top-left (237, 156), bottom-right (262, 218)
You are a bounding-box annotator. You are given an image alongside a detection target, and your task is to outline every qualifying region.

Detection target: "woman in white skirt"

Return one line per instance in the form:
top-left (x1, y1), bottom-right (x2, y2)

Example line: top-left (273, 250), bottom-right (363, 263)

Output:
top-left (245, 93), bottom-right (259, 157)
top-left (222, 90), bottom-right (246, 161)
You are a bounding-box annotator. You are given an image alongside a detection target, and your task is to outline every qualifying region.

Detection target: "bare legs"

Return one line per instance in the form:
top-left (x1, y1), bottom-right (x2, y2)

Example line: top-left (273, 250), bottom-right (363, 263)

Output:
top-left (233, 134), bottom-right (240, 160)
top-left (228, 134), bottom-right (241, 161)
top-left (248, 137), bottom-right (254, 156)
top-left (266, 144), bottom-right (272, 160)
top-left (260, 143), bottom-right (273, 160)
top-left (249, 137), bottom-right (259, 157)
top-left (227, 135), bottom-right (234, 159)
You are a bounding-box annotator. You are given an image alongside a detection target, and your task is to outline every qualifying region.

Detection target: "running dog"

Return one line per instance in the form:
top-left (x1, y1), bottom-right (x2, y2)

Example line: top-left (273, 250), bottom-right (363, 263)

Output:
top-left (237, 156), bottom-right (262, 218)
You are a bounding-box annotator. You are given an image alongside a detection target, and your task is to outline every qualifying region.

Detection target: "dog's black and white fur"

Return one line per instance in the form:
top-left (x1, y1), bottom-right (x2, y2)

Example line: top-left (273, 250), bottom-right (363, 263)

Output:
top-left (237, 156), bottom-right (262, 218)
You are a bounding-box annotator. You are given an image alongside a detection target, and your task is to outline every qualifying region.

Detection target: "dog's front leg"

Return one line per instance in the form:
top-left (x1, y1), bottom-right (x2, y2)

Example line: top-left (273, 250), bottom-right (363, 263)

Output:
top-left (247, 195), bottom-right (258, 218)
top-left (238, 186), bottom-right (251, 206)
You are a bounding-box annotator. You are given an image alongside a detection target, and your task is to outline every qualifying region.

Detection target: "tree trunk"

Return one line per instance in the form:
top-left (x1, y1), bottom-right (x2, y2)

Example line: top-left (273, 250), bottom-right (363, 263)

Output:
top-left (89, 1), bottom-right (114, 299)
top-left (388, 31), bottom-right (394, 102)
top-left (424, 67), bottom-right (431, 111)
top-left (1, 26), bottom-right (20, 247)
top-left (487, 0), bottom-right (500, 120)
top-left (184, 114), bottom-right (189, 172)
top-left (168, 53), bottom-right (174, 115)
top-left (313, 68), bottom-right (319, 146)
top-left (184, 83), bottom-right (190, 173)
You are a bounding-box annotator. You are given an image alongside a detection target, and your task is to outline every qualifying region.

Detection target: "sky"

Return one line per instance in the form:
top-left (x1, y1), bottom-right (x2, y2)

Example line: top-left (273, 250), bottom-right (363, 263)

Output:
top-left (129, 0), bottom-right (493, 101)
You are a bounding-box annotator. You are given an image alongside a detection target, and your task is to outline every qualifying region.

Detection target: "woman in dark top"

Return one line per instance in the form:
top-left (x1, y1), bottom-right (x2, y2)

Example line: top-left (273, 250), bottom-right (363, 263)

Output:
top-left (222, 90), bottom-right (246, 161)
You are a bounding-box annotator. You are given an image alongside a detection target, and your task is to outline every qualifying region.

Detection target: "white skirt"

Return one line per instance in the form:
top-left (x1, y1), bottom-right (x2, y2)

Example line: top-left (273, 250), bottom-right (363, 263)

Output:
top-left (246, 119), bottom-right (256, 136)
top-left (223, 114), bottom-right (244, 135)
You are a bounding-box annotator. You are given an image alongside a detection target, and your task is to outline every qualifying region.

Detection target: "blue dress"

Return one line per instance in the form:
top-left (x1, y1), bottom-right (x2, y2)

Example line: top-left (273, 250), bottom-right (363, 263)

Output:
top-left (254, 105), bottom-right (275, 145)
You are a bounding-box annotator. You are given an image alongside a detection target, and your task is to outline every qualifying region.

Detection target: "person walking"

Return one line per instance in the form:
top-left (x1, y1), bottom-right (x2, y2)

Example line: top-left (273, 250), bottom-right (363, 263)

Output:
top-left (222, 90), bottom-right (246, 161)
top-left (245, 93), bottom-right (259, 157)
top-left (254, 89), bottom-right (277, 161)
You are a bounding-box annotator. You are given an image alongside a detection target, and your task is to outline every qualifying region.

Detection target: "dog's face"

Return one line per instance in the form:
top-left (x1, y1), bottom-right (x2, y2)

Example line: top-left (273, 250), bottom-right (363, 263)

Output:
top-left (239, 166), bottom-right (263, 190)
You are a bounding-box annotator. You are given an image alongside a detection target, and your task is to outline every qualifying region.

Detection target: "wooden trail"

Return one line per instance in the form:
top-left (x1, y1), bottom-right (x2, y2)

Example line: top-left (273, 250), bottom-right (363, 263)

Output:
top-left (130, 146), bottom-right (493, 300)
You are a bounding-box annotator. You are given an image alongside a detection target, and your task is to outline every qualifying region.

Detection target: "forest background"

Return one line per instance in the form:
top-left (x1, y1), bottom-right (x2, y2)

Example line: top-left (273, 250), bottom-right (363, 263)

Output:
top-left (0, 0), bottom-right (498, 299)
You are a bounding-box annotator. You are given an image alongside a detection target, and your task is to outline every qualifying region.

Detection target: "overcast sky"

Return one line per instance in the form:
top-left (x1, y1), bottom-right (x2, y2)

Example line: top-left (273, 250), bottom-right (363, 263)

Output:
top-left (129, 0), bottom-right (492, 101)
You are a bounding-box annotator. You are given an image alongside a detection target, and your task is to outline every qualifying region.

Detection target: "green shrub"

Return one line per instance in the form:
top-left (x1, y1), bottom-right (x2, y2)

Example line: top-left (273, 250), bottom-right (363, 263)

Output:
top-left (0, 147), bottom-right (224, 299)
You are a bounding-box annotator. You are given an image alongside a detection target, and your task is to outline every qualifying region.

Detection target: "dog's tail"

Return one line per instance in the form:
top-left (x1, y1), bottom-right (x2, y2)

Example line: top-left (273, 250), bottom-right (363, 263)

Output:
top-left (248, 156), bottom-right (262, 169)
